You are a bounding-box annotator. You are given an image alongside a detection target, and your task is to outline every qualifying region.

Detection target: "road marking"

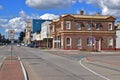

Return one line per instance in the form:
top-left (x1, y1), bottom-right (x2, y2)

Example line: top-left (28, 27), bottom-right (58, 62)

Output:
top-left (19, 57), bottom-right (28, 80)
top-left (79, 59), bottom-right (110, 80)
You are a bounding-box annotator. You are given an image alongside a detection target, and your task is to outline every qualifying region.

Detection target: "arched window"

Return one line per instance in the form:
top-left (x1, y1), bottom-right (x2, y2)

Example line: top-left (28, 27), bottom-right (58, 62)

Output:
top-left (108, 37), bottom-right (113, 46)
top-left (77, 38), bottom-right (81, 46)
top-left (108, 23), bottom-right (112, 30)
top-left (76, 23), bottom-right (81, 30)
top-left (87, 37), bottom-right (92, 46)
top-left (95, 23), bottom-right (101, 30)
top-left (66, 37), bottom-right (71, 45)
top-left (87, 23), bottom-right (92, 30)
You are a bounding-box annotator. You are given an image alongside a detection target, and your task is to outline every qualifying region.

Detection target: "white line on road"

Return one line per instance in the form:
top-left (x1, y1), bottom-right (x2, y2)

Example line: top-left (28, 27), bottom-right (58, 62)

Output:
top-left (19, 57), bottom-right (28, 80)
top-left (79, 59), bottom-right (110, 80)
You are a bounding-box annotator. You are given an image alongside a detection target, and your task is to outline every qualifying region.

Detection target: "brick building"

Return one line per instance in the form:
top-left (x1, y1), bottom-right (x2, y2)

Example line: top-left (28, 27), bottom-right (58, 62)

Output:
top-left (50, 11), bottom-right (116, 51)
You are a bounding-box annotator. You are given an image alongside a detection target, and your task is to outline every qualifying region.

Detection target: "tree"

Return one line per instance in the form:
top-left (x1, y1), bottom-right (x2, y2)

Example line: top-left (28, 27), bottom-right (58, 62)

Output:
top-left (0, 33), bottom-right (2, 43)
top-left (19, 31), bottom-right (25, 43)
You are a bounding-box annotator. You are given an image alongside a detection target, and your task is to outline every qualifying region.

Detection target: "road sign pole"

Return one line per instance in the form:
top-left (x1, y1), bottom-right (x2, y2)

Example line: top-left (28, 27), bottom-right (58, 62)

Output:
top-left (8, 30), bottom-right (15, 63)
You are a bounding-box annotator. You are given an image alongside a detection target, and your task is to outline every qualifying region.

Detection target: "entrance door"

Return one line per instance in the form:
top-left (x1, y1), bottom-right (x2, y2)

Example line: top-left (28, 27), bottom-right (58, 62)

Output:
top-left (96, 39), bottom-right (101, 51)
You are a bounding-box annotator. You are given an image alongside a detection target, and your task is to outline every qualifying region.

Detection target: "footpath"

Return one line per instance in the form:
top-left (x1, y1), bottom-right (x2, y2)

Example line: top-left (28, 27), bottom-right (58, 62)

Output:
top-left (0, 56), bottom-right (26, 80)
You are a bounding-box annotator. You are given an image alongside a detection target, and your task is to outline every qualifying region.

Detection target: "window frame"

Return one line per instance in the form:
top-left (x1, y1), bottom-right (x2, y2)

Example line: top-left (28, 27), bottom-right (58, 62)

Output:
top-left (77, 38), bottom-right (82, 46)
top-left (52, 25), bottom-right (55, 32)
top-left (108, 37), bottom-right (113, 47)
top-left (66, 21), bottom-right (71, 29)
top-left (76, 23), bottom-right (81, 30)
top-left (108, 23), bottom-right (112, 30)
top-left (66, 37), bottom-right (71, 46)
top-left (87, 23), bottom-right (92, 30)
top-left (95, 23), bottom-right (101, 30)
top-left (87, 37), bottom-right (92, 46)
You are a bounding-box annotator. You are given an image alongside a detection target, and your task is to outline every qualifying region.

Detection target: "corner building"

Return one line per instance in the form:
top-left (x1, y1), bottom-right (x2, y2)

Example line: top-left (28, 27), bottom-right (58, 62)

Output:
top-left (50, 11), bottom-right (116, 51)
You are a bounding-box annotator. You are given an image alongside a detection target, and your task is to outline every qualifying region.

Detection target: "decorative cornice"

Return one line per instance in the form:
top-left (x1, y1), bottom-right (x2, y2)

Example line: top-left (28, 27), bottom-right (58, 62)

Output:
top-left (58, 31), bottom-right (115, 33)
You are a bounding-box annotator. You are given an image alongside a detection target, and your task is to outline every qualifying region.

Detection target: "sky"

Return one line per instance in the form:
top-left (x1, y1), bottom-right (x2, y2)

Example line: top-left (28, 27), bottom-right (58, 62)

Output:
top-left (0, 0), bottom-right (120, 39)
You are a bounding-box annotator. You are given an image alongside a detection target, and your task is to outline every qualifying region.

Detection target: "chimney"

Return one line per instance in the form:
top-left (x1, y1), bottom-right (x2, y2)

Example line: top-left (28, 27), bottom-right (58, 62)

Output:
top-left (96, 12), bottom-right (100, 16)
top-left (80, 10), bottom-right (84, 15)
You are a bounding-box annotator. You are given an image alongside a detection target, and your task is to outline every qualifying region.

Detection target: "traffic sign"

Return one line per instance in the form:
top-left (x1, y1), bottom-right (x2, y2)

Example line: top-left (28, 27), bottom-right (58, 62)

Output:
top-left (8, 30), bottom-right (14, 40)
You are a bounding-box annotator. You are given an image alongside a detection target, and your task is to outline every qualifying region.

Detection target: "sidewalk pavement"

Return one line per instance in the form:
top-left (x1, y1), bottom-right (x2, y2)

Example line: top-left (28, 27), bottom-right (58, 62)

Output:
top-left (84, 55), bottom-right (120, 71)
top-left (0, 56), bottom-right (23, 80)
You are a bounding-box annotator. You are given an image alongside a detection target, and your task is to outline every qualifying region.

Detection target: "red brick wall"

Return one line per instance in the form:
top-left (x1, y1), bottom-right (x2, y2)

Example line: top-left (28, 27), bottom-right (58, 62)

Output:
top-left (50, 15), bottom-right (116, 51)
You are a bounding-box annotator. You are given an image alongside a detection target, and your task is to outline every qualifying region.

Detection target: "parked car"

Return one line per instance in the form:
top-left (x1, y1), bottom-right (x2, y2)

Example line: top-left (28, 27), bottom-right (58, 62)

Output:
top-left (28, 43), bottom-right (38, 48)
top-left (17, 44), bottom-right (20, 47)
top-left (29, 44), bottom-right (34, 48)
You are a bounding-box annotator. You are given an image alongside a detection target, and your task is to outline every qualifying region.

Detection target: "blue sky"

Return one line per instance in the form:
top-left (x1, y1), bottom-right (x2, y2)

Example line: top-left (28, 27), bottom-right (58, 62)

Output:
top-left (0, 0), bottom-right (120, 39)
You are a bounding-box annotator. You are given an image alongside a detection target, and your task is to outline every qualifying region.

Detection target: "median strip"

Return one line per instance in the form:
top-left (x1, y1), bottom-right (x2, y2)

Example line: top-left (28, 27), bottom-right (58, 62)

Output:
top-left (0, 56), bottom-right (28, 80)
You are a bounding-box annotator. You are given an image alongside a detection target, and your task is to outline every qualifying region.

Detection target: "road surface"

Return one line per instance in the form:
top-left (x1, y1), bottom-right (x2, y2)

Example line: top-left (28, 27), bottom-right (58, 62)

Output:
top-left (0, 46), bottom-right (120, 80)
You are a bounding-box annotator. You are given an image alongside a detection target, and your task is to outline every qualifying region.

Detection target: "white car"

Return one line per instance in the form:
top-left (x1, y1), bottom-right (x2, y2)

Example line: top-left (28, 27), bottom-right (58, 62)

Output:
top-left (17, 44), bottom-right (20, 47)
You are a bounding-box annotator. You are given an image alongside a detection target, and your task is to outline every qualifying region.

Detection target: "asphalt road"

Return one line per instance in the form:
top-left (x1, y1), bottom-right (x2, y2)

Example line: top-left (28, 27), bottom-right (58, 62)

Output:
top-left (0, 45), bottom-right (120, 80)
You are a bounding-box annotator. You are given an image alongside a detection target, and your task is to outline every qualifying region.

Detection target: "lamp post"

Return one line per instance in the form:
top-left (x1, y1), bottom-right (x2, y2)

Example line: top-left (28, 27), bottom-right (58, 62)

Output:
top-left (47, 25), bottom-right (49, 49)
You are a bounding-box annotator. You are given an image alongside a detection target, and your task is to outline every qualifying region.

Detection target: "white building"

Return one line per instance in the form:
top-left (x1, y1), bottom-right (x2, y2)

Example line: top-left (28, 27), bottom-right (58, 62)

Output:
top-left (40, 21), bottom-right (52, 48)
top-left (41, 21), bottom-right (51, 40)
top-left (32, 32), bottom-right (41, 41)
top-left (116, 22), bottom-right (120, 49)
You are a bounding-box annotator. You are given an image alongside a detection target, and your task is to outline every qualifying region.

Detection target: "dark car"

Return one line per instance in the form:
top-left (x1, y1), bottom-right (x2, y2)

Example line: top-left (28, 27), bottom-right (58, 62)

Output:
top-left (28, 43), bottom-right (38, 48)
top-left (29, 44), bottom-right (35, 48)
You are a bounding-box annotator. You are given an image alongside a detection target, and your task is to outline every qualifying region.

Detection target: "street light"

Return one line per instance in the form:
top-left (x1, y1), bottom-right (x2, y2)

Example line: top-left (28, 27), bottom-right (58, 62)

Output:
top-left (47, 25), bottom-right (49, 49)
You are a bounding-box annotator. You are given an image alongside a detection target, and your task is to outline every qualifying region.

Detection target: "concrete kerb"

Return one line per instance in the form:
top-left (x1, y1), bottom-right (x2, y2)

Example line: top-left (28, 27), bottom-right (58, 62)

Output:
top-left (18, 57), bottom-right (28, 80)
top-left (0, 56), bottom-right (6, 71)
top-left (0, 56), bottom-right (28, 80)
top-left (83, 57), bottom-right (120, 72)
top-left (79, 58), bottom-right (111, 80)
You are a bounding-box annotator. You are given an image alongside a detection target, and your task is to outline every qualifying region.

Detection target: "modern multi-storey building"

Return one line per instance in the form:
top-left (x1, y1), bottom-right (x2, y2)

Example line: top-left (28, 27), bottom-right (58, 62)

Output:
top-left (50, 11), bottom-right (116, 51)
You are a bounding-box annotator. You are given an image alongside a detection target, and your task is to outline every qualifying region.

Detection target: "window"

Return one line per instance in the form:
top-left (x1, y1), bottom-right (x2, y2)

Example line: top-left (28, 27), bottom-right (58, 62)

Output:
top-left (66, 21), bottom-right (71, 29)
top-left (108, 23), bottom-right (112, 30)
top-left (87, 37), bottom-right (92, 46)
top-left (96, 23), bottom-right (101, 30)
top-left (61, 21), bottom-right (64, 29)
top-left (76, 23), bottom-right (81, 30)
top-left (87, 23), bottom-right (92, 30)
top-left (66, 37), bottom-right (71, 46)
top-left (77, 38), bottom-right (81, 46)
top-left (108, 37), bottom-right (113, 46)
top-left (52, 25), bottom-right (55, 32)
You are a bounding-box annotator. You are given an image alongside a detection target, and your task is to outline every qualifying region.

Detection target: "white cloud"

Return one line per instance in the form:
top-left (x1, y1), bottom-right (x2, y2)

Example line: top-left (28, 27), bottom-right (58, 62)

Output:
top-left (78, 0), bottom-right (83, 3)
top-left (80, 0), bottom-right (120, 17)
top-left (72, 0), bottom-right (77, 4)
top-left (0, 19), bottom-right (8, 23)
top-left (40, 13), bottom-right (59, 20)
top-left (0, 10), bottom-right (59, 35)
top-left (0, 11), bottom-right (27, 33)
top-left (0, 5), bottom-right (3, 10)
top-left (25, 0), bottom-right (71, 9)
top-left (19, 10), bottom-right (26, 18)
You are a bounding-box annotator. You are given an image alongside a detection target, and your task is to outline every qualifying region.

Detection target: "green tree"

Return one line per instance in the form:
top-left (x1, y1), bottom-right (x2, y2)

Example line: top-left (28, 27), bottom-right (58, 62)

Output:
top-left (0, 33), bottom-right (2, 43)
top-left (19, 31), bottom-right (25, 43)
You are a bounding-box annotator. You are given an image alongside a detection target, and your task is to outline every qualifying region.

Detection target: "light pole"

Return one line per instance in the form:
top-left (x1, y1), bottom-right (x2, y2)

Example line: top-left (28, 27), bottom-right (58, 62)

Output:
top-left (47, 25), bottom-right (49, 49)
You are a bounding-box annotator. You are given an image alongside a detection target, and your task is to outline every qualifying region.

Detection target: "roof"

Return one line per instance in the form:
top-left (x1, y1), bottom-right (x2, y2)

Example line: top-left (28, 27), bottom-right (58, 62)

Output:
top-left (52, 13), bottom-right (116, 23)
top-left (61, 14), bottom-right (115, 19)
